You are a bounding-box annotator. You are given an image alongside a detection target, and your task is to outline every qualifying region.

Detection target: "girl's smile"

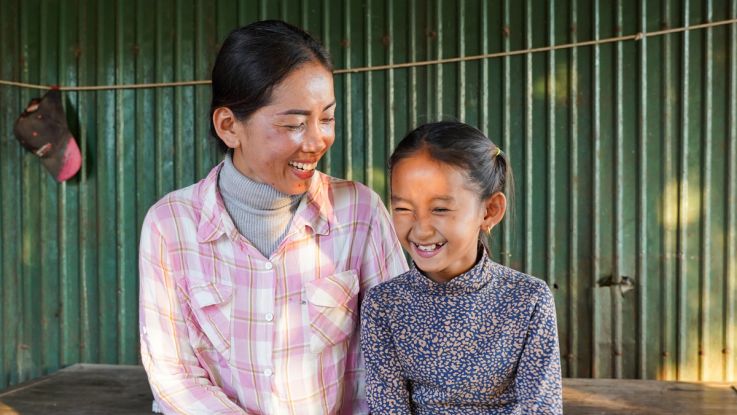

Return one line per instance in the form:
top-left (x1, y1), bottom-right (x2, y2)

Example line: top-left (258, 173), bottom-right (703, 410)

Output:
top-left (391, 149), bottom-right (495, 283)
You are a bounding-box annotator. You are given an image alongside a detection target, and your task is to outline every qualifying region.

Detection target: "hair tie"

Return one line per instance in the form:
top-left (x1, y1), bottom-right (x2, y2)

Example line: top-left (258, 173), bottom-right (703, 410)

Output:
top-left (494, 147), bottom-right (502, 158)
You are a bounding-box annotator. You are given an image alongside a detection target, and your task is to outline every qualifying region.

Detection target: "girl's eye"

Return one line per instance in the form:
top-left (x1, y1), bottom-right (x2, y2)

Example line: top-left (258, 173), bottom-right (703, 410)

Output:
top-left (433, 208), bottom-right (450, 213)
top-left (321, 117), bottom-right (335, 124)
top-left (393, 207), bottom-right (410, 212)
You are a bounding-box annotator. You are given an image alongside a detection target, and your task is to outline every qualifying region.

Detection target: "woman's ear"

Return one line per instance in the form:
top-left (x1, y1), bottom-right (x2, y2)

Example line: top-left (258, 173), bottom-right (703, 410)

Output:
top-left (481, 192), bottom-right (507, 233)
top-left (212, 107), bottom-right (241, 149)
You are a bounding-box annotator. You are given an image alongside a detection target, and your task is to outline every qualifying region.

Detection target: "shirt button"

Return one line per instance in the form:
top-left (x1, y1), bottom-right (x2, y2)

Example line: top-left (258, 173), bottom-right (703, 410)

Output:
top-left (264, 262), bottom-right (273, 270)
top-left (265, 313), bottom-right (274, 322)
top-left (264, 369), bottom-right (273, 376)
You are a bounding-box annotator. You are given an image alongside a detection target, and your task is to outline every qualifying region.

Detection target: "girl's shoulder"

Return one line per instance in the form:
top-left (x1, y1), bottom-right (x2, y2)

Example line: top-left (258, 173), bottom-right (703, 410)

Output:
top-left (488, 261), bottom-right (554, 301)
top-left (364, 270), bottom-right (416, 306)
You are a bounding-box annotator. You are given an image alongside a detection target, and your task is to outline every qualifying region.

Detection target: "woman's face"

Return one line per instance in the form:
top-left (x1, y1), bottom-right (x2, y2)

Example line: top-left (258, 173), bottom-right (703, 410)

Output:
top-left (227, 62), bottom-right (336, 195)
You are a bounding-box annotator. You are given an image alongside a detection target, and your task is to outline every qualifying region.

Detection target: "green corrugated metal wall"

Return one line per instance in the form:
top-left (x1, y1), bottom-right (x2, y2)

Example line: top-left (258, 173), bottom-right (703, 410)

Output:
top-left (1, 0), bottom-right (736, 390)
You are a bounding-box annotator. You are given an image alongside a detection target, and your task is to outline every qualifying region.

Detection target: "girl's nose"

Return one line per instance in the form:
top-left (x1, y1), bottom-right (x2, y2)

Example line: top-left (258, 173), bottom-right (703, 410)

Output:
top-left (411, 215), bottom-right (435, 240)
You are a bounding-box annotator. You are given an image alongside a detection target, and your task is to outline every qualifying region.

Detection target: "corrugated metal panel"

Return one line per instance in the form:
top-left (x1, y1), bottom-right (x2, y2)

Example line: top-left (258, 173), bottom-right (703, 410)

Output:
top-left (1, 0), bottom-right (736, 390)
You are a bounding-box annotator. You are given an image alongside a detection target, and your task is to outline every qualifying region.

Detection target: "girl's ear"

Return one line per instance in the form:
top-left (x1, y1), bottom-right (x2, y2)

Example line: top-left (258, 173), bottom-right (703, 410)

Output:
top-left (481, 192), bottom-right (507, 233)
top-left (212, 107), bottom-right (242, 149)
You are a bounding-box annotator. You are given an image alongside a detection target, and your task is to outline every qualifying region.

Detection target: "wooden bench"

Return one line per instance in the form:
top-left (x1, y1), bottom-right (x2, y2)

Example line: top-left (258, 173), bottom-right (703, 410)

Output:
top-left (1, 364), bottom-right (735, 414)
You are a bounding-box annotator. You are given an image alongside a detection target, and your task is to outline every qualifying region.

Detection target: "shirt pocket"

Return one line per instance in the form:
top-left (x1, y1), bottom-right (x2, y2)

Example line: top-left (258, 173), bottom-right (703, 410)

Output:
top-left (304, 269), bottom-right (360, 354)
top-left (188, 279), bottom-right (234, 357)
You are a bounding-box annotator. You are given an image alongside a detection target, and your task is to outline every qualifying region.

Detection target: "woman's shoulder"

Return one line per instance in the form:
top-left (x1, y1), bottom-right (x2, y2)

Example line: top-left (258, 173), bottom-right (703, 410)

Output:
top-left (316, 171), bottom-right (386, 214)
top-left (318, 172), bottom-right (381, 200)
top-left (146, 184), bottom-right (199, 218)
top-left (143, 171), bottom-right (214, 228)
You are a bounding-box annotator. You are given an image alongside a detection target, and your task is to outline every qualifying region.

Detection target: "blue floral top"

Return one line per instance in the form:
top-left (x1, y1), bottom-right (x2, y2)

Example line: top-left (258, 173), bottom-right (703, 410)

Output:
top-left (360, 249), bottom-right (562, 414)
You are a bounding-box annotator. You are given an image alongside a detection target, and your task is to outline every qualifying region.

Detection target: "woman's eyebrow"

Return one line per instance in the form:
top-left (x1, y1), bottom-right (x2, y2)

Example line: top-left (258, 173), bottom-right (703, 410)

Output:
top-left (276, 100), bottom-right (336, 116)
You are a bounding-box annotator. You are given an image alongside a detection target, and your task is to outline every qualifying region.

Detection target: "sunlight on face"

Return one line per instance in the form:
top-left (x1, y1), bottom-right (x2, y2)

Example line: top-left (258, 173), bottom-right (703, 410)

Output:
top-left (230, 62), bottom-right (336, 195)
top-left (390, 150), bottom-right (487, 283)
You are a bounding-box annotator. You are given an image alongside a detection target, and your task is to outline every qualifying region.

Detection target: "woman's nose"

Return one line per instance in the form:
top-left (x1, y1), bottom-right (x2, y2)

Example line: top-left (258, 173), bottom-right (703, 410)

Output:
top-left (302, 122), bottom-right (329, 153)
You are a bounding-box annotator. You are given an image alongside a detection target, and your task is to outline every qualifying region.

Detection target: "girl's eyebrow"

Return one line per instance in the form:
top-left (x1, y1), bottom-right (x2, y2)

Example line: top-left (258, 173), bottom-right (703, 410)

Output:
top-left (390, 195), bottom-right (455, 203)
top-left (276, 100), bottom-right (336, 116)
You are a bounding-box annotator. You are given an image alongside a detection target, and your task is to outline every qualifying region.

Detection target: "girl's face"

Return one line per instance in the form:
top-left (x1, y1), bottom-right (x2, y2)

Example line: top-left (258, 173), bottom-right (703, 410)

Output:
top-left (391, 150), bottom-right (497, 283)
top-left (218, 62), bottom-right (336, 195)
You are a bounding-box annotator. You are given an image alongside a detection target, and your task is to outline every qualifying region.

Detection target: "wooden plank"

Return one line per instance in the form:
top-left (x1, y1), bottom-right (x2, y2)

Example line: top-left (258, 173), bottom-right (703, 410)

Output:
top-left (564, 378), bottom-right (737, 415)
top-left (0, 364), bottom-right (151, 415)
top-left (1, 365), bottom-right (735, 414)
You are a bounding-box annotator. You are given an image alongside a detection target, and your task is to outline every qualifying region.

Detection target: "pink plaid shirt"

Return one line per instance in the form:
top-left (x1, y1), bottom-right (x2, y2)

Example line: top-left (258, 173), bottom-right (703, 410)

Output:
top-left (139, 162), bottom-right (408, 414)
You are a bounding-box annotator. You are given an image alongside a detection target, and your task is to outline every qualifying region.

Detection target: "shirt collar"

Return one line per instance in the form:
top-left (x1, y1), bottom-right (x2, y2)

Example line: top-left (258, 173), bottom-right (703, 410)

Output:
top-left (289, 171), bottom-right (331, 237)
top-left (410, 246), bottom-right (494, 295)
top-left (196, 162), bottom-right (332, 243)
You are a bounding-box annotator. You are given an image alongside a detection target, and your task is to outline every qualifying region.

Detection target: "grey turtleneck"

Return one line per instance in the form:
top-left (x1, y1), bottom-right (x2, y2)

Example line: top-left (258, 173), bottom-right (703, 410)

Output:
top-left (218, 153), bottom-right (304, 257)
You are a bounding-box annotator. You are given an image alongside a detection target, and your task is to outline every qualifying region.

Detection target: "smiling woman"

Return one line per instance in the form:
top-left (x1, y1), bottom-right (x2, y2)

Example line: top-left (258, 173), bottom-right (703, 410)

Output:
top-left (138, 20), bottom-right (408, 415)
top-left (213, 63), bottom-right (336, 195)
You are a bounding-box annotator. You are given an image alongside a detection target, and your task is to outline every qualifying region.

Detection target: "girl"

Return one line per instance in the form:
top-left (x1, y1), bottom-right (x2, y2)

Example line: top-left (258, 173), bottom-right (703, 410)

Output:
top-left (361, 121), bottom-right (562, 414)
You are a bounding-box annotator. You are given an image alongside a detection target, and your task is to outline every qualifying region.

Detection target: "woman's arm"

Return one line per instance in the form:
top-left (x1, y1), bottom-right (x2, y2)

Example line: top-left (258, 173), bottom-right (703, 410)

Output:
top-left (342, 196), bottom-right (409, 414)
top-left (514, 285), bottom-right (563, 415)
top-left (360, 288), bottom-right (413, 415)
top-left (139, 211), bottom-right (247, 415)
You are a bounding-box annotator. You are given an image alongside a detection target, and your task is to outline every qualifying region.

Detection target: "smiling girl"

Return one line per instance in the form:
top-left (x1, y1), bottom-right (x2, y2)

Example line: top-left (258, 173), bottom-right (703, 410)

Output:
top-left (361, 121), bottom-right (562, 414)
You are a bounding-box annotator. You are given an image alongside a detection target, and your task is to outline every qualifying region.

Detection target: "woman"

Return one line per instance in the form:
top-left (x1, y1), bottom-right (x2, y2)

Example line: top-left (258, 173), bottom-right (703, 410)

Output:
top-left (139, 20), bottom-right (408, 415)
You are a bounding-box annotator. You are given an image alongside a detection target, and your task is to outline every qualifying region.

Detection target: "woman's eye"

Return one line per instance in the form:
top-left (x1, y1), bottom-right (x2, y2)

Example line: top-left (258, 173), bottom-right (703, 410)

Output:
top-left (286, 123), bottom-right (305, 132)
top-left (433, 208), bottom-right (450, 213)
top-left (321, 117), bottom-right (335, 124)
top-left (393, 207), bottom-right (410, 212)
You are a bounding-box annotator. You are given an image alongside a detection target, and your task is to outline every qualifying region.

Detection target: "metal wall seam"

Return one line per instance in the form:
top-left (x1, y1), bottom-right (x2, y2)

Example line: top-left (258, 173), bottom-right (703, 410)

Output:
top-left (567, 0), bottom-right (579, 379)
top-left (613, 0), bottom-right (624, 380)
top-left (386, 0), bottom-right (395, 176)
top-left (700, 0), bottom-right (713, 381)
top-left (78, 0), bottom-right (95, 365)
top-left (500, 0), bottom-right (512, 269)
top-left (661, 0), bottom-right (676, 381)
top-left (636, 0), bottom-right (648, 380)
top-left (322, 0), bottom-right (333, 176)
top-left (727, 0), bottom-right (737, 383)
top-left (39, 0), bottom-right (59, 377)
top-left (547, 0), bottom-right (557, 295)
top-left (591, 0), bottom-right (602, 379)
top-left (677, 0), bottom-right (690, 381)
top-left (458, 0), bottom-right (466, 123)
top-left (364, 0), bottom-right (374, 191)
top-left (407, 0), bottom-right (416, 128)
top-left (524, 0), bottom-right (533, 275)
top-left (97, 0), bottom-right (117, 364)
top-left (343, 1), bottom-right (353, 181)
top-left (0, 0), bottom-right (18, 389)
top-left (20, 0), bottom-right (41, 383)
top-left (0, 9), bottom-right (5, 389)
top-left (434, 0), bottom-right (442, 119)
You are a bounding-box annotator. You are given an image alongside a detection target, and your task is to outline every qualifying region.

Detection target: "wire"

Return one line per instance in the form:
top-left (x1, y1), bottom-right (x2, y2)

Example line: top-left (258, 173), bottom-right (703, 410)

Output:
top-left (1, 18), bottom-right (735, 91)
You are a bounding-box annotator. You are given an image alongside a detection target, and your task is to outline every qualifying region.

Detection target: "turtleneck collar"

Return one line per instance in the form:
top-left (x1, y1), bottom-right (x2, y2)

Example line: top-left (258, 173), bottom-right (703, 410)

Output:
top-left (409, 245), bottom-right (494, 295)
top-left (218, 152), bottom-right (303, 211)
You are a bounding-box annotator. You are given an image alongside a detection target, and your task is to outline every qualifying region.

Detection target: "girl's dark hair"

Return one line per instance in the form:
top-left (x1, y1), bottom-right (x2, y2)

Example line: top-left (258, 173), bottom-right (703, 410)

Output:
top-left (209, 20), bottom-right (333, 152)
top-left (388, 121), bottom-right (515, 253)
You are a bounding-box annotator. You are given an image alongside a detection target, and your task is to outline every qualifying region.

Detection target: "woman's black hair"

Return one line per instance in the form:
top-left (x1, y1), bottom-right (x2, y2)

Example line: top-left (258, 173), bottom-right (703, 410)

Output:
top-left (209, 20), bottom-right (333, 152)
top-left (388, 121), bottom-right (515, 253)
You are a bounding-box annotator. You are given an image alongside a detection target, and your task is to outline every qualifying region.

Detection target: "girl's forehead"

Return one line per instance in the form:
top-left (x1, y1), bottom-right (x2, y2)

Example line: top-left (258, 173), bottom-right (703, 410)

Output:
top-left (391, 151), bottom-right (481, 197)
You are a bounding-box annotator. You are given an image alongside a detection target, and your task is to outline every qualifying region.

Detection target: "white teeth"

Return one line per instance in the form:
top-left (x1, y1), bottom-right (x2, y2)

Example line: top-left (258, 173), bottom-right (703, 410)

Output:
top-left (416, 243), bottom-right (442, 251)
top-left (289, 161), bottom-right (317, 171)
